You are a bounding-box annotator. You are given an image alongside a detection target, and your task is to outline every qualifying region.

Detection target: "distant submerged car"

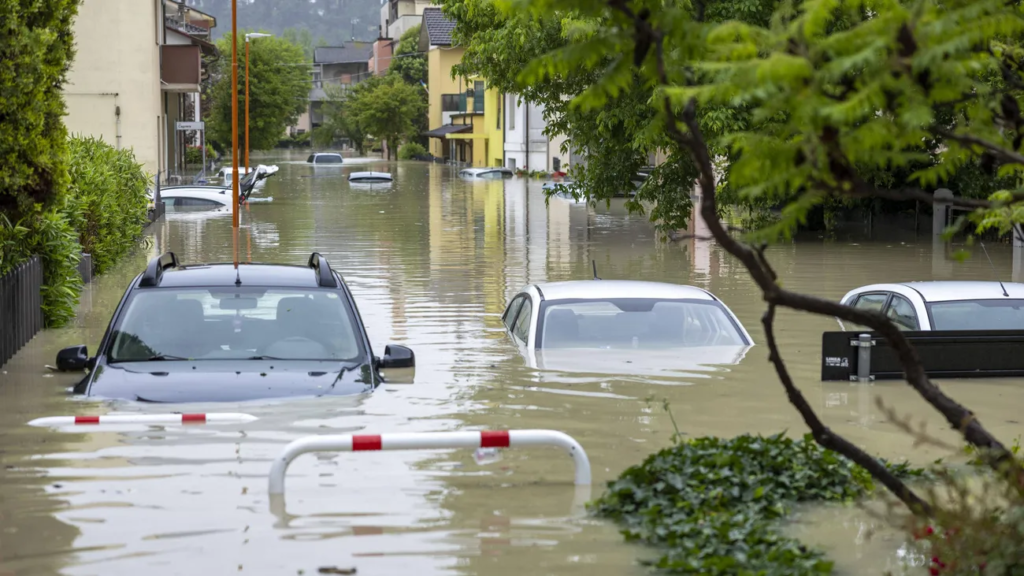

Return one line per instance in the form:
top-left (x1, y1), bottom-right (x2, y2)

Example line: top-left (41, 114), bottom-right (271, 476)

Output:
top-left (459, 167), bottom-right (514, 180)
top-left (839, 281), bottom-right (1024, 331)
top-left (308, 152), bottom-right (344, 165)
top-left (501, 279), bottom-right (753, 372)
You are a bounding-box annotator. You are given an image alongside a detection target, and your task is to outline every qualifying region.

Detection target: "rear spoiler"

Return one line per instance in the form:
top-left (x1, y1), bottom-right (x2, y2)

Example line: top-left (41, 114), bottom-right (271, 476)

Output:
top-left (821, 330), bottom-right (1024, 381)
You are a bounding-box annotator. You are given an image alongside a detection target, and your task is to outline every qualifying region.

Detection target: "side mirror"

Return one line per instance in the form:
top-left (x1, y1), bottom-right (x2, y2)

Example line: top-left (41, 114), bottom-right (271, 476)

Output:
top-left (56, 345), bottom-right (89, 372)
top-left (380, 344), bottom-right (415, 369)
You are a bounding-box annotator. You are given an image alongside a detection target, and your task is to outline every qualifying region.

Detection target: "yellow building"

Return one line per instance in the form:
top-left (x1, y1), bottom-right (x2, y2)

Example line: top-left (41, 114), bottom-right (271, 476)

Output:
top-left (419, 8), bottom-right (503, 167)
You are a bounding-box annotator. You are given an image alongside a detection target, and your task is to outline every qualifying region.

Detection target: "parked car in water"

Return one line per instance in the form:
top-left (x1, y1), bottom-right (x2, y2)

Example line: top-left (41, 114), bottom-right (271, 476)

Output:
top-left (348, 171), bottom-right (393, 183)
top-left (838, 281), bottom-right (1024, 331)
top-left (459, 167), bottom-right (514, 180)
top-left (155, 165), bottom-right (278, 212)
top-left (501, 280), bottom-right (753, 370)
top-left (307, 152), bottom-right (344, 165)
top-left (54, 252), bottom-right (414, 402)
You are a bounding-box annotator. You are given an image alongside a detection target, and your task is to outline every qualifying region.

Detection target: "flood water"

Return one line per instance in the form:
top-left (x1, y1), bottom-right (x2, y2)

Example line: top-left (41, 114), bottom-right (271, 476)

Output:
top-left (2, 151), bottom-right (1024, 575)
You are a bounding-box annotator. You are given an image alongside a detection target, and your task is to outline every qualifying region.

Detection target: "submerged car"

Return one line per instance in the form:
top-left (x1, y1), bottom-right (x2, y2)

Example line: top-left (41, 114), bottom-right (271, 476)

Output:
top-left (348, 171), bottom-right (393, 183)
top-left (307, 152), bottom-right (344, 165)
top-left (55, 252), bottom-right (414, 402)
top-left (459, 167), bottom-right (514, 180)
top-left (501, 280), bottom-right (753, 369)
top-left (156, 164), bottom-right (278, 211)
top-left (839, 281), bottom-right (1024, 331)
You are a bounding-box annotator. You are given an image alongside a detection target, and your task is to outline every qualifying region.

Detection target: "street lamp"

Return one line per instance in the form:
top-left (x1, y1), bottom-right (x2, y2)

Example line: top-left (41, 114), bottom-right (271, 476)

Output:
top-left (245, 32), bottom-right (273, 176)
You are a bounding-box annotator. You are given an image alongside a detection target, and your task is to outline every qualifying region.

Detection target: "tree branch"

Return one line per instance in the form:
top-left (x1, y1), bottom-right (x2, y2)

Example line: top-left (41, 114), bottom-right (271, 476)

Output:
top-left (598, 1), bottom-right (1024, 504)
top-left (932, 127), bottom-right (1024, 167)
top-left (762, 304), bottom-right (933, 515)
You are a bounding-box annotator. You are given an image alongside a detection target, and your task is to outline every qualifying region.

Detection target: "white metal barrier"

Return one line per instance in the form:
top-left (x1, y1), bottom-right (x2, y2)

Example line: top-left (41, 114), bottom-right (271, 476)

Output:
top-left (27, 413), bottom-right (258, 427)
top-left (268, 429), bottom-right (591, 495)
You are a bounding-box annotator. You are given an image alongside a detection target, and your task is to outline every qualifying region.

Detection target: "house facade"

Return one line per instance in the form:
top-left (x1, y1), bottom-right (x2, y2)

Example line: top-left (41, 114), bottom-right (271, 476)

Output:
top-left (64, 0), bottom-right (216, 182)
top-left (308, 43), bottom-right (374, 135)
top-left (420, 8), bottom-right (502, 167)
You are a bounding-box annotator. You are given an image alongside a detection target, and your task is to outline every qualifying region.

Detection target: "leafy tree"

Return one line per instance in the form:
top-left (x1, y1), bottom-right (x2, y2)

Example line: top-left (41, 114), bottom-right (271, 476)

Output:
top-left (0, 0), bottom-right (78, 217)
top-left (501, 0), bottom-right (1024, 523)
top-left (389, 25), bottom-right (428, 86)
top-left (207, 31), bottom-right (310, 152)
top-left (314, 84), bottom-right (369, 155)
top-left (332, 76), bottom-right (426, 159)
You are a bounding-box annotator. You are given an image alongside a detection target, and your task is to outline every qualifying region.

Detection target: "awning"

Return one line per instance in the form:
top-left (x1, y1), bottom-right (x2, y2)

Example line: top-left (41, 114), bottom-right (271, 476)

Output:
top-left (424, 124), bottom-right (473, 139)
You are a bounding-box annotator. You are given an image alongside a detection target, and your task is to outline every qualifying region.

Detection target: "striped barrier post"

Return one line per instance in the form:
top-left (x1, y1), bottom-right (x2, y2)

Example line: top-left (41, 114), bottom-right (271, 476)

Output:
top-left (27, 413), bottom-right (259, 427)
top-left (267, 430), bottom-right (591, 495)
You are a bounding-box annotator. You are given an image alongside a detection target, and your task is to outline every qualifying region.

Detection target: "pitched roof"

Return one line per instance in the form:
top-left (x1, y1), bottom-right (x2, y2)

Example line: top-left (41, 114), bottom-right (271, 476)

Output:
top-left (422, 7), bottom-right (455, 47)
top-left (314, 42), bottom-right (373, 64)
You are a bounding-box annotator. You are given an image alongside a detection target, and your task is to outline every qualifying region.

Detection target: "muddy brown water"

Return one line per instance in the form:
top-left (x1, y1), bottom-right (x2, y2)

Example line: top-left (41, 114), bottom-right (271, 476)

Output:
top-left (2, 151), bottom-right (1023, 575)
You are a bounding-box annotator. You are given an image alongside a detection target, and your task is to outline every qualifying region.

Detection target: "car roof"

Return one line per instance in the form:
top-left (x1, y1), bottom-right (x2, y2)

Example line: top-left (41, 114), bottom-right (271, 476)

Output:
top-left (530, 280), bottom-right (715, 301)
top-left (461, 167), bottom-right (509, 174)
top-left (148, 263), bottom-right (335, 289)
top-left (312, 152), bottom-right (343, 157)
top-left (900, 281), bottom-right (1024, 302)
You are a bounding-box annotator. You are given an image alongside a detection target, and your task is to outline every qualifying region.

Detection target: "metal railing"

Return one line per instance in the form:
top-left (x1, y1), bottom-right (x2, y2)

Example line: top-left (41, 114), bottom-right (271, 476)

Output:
top-left (0, 256), bottom-right (43, 368)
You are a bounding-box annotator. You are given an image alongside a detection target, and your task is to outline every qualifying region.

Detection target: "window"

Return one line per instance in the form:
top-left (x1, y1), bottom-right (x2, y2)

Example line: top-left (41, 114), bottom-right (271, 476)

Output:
top-left (853, 293), bottom-right (888, 312)
top-left (885, 295), bottom-right (919, 331)
top-left (496, 93), bottom-right (501, 129)
top-left (314, 154), bottom-right (343, 164)
top-left (503, 296), bottom-right (525, 329)
top-left (441, 94), bottom-right (461, 112)
top-left (507, 158), bottom-right (516, 171)
top-left (512, 298), bottom-right (532, 343)
top-left (172, 197), bottom-right (223, 207)
top-left (928, 299), bottom-right (1024, 330)
top-left (538, 299), bottom-right (746, 349)
top-left (507, 94), bottom-right (516, 130)
top-left (109, 288), bottom-right (364, 362)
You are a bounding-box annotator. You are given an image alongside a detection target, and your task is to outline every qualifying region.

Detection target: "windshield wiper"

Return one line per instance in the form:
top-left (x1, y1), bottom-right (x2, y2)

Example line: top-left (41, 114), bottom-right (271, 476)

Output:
top-left (246, 355), bottom-right (288, 360)
top-left (145, 354), bottom-right (192, 361)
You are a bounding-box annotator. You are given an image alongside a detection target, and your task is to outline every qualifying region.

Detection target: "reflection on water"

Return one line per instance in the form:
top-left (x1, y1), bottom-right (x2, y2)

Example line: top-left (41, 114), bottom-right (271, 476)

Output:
top-left (2, 150), bottom-right (1023, 574)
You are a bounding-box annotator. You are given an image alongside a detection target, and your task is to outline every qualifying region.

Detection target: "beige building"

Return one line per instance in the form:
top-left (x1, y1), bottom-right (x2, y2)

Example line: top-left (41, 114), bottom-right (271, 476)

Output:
top-left (64, 0), bottom-right (216, 183)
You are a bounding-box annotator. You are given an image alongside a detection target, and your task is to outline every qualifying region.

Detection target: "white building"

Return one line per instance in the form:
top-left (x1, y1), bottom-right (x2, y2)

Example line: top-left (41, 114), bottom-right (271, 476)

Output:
top-left (64, 0), bottom-right (216, 182)
top-left (503, 95), bottom-right (569, 172)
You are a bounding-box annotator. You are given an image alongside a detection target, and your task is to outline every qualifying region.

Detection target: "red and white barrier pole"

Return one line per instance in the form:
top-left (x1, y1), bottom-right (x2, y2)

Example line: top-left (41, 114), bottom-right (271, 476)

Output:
top-left (267, 430), bottom-right (591, 495)
top-left (27, 413), bottom-right (258, 427)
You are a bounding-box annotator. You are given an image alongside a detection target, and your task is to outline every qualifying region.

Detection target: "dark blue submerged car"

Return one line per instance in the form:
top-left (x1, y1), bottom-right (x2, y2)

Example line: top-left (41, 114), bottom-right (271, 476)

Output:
top-left (55, 252), bottom-right (414, 402)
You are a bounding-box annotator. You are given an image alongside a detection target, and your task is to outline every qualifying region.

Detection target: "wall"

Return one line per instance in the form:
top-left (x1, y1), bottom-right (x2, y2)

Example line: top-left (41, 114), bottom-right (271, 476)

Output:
top-left (503, 95), bottom-right (547, 171)
top-left (481, 85), bottom-right (503, 168)
top-left (65, 0), bottom-right (163, 177)
top-left (427, 46), bottom-right (465, 158)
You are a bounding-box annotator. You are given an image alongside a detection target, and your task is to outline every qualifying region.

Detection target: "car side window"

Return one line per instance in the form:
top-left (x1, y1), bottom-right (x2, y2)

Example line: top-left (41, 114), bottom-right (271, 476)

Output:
top-left (512, 298), bottom-right (533, 343)
top-left (885, 295), bottom-right (919, 331)
top-left (503, 296), bottom-right (525, 330)
top-left (852, 293), bottom-right (888, 313)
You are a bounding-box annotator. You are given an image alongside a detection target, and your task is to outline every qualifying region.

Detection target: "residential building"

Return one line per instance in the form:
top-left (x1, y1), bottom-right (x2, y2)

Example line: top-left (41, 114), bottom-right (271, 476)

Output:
top-left (307, 43), bottom-right (373, 134)
top-left (420, 8), bottom-right (502, 166)
top-left (64, 0), bottom-right (216, 183)
top-left (369, 33), bottom-right (394, 76)
top-left (383, 0), bottom-right (432, 41)
top-left (503, 96), bottom-right (573, 172)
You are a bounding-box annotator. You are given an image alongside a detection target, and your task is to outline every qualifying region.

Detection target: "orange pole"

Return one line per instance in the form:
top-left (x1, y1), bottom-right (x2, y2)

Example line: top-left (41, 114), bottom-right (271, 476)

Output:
top-left (245, 39), bottom-right (250, 177)
top-left (231, 0), bottom-right (240, 259)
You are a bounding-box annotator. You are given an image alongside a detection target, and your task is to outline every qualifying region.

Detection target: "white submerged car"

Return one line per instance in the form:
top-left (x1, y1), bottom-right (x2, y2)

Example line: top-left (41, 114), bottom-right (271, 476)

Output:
top-left (459, 167), bottom-right (514, 180)
top-left (501, 280), bottom-right (753, 371)
top-left (154, 164), bottom-right (277, 212)
top-left (839, 281), bottom-right (1024, 331)
top-left (307, 152), bottom-right (344, 165)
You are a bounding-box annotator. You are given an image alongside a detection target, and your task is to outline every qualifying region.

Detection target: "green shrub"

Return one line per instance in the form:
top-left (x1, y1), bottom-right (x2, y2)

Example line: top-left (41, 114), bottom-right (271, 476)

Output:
top-left (184, 144), bottom-right (215, 166)
top-left (64, 135), bottom-right (150, 274)
top-left (398, 142), bottom-right (428, 160)
top-left (0, 208), bottom-right (82, 327)
top-left (0, 0), bottom-right (78, 214)
top-left (593, 433), bottom-right (923, 575)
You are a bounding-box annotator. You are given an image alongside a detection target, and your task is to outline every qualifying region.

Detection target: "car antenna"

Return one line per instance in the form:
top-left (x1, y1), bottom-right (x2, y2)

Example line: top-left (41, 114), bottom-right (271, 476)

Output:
top-left (979, 241), bottom-right (1009, 297)
top-left (592, 260), bottom-right (600, 280)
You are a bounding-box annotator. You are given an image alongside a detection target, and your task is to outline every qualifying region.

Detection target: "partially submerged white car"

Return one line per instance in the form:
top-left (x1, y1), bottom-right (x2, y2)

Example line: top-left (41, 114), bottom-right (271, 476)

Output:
top-left (459, 167), bottom-right (514, 180)
top-left (153, 164), bottom-right (277, 212)
top-left (839, 281), bottom-right (1024, 331)
top-left (501, 280), bottom-right (753, 371)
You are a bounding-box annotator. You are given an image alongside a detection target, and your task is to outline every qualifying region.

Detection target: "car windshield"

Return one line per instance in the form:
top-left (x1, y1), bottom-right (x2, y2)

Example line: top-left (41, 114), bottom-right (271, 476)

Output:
top-left (108, 288), bottom-right (364, 362)
top-left (314, 154), bottom-right (343, 164)
top-left (539, 298), bottom-right (746, 349)
top-left (927, 299), bottom-right (1024, 330)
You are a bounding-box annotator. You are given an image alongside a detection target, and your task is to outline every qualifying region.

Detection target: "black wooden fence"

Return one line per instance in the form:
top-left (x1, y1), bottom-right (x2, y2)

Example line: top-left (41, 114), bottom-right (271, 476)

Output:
top-left (0, 256), bottom-right (44, 368)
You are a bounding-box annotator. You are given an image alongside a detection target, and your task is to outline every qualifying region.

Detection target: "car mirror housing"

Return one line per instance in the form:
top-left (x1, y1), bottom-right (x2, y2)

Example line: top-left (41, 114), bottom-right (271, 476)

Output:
top-left (56, 345), bottom-right (89, 372)
top-left (380, 344), bottom-right (415, 369)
